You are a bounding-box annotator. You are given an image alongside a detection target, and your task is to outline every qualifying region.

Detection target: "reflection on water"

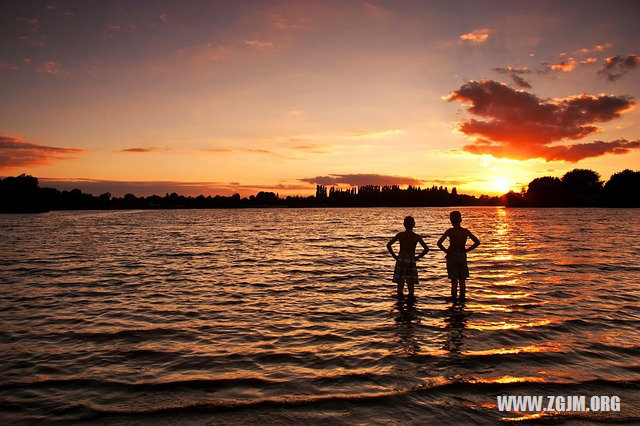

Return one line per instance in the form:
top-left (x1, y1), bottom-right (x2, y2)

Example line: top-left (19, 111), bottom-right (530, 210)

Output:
top-left (1, 207), bottom-right (639, 423)
top-left (394, 298), bottom-right (421, 356)
top-left (443, 302), bottom-right (468, 355)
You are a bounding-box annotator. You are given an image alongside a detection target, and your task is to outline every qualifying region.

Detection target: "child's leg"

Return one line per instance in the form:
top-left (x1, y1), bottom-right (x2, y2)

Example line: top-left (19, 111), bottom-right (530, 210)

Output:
top-left (450, 279), bottom-right (458, 299)
top-left (397, 280), bottom-right (404, 298)
top-left (459, 279), bottom-right (466, 300)
top-left (407, 281), bottom-right (414, 297)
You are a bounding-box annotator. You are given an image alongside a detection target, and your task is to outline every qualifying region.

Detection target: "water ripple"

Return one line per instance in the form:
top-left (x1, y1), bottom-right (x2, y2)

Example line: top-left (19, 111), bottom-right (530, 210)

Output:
top-left (1, 207), bottom-right (639, 423)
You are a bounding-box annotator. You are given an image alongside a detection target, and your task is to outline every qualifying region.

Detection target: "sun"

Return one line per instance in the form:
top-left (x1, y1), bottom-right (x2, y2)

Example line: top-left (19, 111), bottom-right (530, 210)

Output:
top-left (492, 177), bottom-right (513, 193)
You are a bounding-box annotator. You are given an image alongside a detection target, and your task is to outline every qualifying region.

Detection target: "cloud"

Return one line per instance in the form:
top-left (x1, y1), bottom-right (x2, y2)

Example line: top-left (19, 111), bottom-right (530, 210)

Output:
top-left (444, 79), bottom-right (636, 162)
top-left (598, 54), bottom-right (640, 81)
top-left (544, 138), bottom-right (640, 162)
top-left (243, 148), bottom-right (275, 155)
top-left (346, 129), bottom-right (404, 139)
top-left (0, 58), bottom-right (64, 75)
top-left (16, 17), bottom-right (46, 47)
top-left (427, 179), bottom-right (463, 186)
top-left (36, 60), bottom-right (63, 74)
top-left (300, 173), bottom-right (422, 187)
top-left (290, 143), bottom-right (331, 154)
top-left (580, 57), bottom-right (597, 65)
top-left (244, 40), bottom-right (274, 48)
top-left (463, 138), bottom-right (640, 163)
top-left (575, 43), bottom-right (612, 55)
top-left (184, 43), bottom-right (231, 65)
top-left (0, 135), bottom-right (84, 169)
top-left (494, 66), bottom-right (532, 88)
top-left (203, 147), bottom-right (283, 157)
top-left (459, 28), bottom-right (491, 44)
top-left (0, 60), bottom-right (19, 71)
top-left (119, 147), bottom-right (166, 153)
top-left (544, 57), bottom-right (577, 72)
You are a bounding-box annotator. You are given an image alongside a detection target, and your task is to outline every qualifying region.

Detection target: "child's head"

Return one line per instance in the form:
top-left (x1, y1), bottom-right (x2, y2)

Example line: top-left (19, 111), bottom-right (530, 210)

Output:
top-left (403, 215), bottom-right (415, 230)
top-left (449, 210), bottom-right (462, 226)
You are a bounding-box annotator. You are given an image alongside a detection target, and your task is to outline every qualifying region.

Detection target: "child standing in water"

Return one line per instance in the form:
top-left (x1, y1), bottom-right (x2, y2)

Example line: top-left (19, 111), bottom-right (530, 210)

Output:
top-left (387, 216), bottom-right (429, 299)
top-left (437, 211), bottom-right (480, 301)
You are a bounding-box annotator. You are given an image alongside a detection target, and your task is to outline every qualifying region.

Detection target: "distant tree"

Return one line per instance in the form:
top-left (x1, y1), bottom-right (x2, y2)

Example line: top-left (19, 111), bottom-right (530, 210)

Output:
top-left (526, 176), bottom-right (564, 207)
top-left (501, 190), bottom-right (527, 207)
top-left (603, 169), bottom-right (640, 207)
top-left (561, 169), bottom-right (603, 206)
top-left (98, 192), bottom-right (111, 209)
top-left (0, 174), bottom-right (48, 213)
top-left (255, 191), bottom-right (278, 205)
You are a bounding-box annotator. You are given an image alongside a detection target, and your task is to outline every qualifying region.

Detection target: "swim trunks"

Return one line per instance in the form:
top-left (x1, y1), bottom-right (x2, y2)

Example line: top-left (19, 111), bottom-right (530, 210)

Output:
top-left (393, 253), bottom-right (419, 284)
top-left (446, 251), bottom-right (469, 280)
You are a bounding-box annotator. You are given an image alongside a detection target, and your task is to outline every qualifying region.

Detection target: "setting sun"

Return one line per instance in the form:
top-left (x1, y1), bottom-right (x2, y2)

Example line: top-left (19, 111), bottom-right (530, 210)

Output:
top-left (492, 177), bottom-right (513, 194)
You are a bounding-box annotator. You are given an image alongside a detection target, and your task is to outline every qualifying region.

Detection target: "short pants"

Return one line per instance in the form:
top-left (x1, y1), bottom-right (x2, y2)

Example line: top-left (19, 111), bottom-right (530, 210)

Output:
top-left (393, 253), bottom-right (419, 284)
top-left (446, 252), bottom-right (469, 280)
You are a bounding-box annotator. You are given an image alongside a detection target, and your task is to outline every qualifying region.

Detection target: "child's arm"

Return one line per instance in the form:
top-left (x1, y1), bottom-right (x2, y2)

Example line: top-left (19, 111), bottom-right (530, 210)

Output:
top-left (465, 230), bottom-right (480, 253)
top-left (386, 233), bottom-right (399, 259)
top-left (436, 230), bottom-right (449, 253)
top-left (415, 236), bottom-right (429, 260)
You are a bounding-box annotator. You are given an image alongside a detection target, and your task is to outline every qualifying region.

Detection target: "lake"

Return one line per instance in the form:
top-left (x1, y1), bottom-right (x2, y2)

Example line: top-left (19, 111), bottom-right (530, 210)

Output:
top-left (1, 207), bottom-right (639, 423)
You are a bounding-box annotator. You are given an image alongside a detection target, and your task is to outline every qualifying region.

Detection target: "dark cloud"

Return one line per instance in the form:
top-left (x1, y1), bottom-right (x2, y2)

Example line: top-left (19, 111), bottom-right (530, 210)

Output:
top-left (444, 80), bottom-right (636, 162)
top-left (509, 74), bottom-right (531, 89)
top-left (300, 173), bottom-right (422, 187)
top-left (598, 54), bottom-right (640, 81)
top-left (120, 147), bottom-right (161, 153)
top-left (292, 144), bottom-right (322, 150)
top-left (494, 66), bottom-right (532, 88)
top-left (290, 144), bottom-right (330, 154)
top-left (0, 135), bottom-right (83, 168)
top-left (546, 139), bottom-right (640, 162)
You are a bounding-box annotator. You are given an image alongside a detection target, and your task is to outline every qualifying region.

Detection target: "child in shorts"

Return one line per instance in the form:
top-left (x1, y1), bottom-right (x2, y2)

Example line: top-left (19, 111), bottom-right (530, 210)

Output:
top-left (387, 216), bottom-right (429, 299)
top-left (437, 211), bottom-right (480, 300)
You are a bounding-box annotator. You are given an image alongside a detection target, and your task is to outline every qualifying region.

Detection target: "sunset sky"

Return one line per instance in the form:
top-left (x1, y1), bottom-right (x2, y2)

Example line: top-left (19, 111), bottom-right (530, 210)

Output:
top-left (1, 0), bottom-right (639, 196)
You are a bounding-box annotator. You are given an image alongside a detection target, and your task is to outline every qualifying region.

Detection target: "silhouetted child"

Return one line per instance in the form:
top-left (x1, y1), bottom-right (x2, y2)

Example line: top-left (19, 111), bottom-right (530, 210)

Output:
top-left (387, 216), bottom-right (429, 299)
top-left (437, 211), bottom-right (480, 301)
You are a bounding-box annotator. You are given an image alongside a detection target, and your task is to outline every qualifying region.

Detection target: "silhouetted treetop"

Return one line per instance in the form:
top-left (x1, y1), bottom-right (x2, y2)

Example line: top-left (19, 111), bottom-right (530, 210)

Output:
top-left (603, 169), bottom-right (640, 207)
top-left (503, 167), bottom-right (638, 207)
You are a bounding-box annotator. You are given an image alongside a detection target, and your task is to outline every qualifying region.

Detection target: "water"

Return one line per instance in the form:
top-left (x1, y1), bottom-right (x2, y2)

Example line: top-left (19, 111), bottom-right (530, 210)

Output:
top-left (1, 207), bottom-right (639, 423)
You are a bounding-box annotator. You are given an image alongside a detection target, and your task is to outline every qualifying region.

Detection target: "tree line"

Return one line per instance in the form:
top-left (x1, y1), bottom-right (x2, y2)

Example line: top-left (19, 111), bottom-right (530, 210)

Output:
top-left (501, 169), bottom-right (640, 207)
top-left (1, 168), bottom-right (638, 213)
top-left (0, 174), bottom-right (498, 213)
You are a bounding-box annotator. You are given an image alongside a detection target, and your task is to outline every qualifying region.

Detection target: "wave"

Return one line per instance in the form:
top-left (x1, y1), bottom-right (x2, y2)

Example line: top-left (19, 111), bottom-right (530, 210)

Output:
top-left (9, 377), bottom-right (630, 421)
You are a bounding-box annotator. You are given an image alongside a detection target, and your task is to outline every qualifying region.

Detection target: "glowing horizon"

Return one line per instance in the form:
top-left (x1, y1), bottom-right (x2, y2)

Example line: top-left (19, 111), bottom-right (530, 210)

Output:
top-left (1, 0), bottom-right (639, 197)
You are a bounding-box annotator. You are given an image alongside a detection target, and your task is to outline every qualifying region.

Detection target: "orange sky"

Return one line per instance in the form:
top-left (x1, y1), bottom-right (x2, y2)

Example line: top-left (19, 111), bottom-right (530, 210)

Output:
top-left (1, 0), bottom-right (639, 197)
